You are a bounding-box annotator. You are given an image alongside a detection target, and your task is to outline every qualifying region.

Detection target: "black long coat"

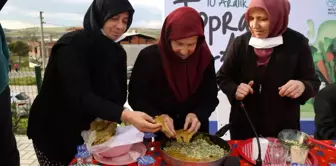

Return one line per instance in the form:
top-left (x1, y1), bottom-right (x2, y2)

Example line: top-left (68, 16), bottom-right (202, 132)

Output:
top-left (27, 0), bottom-right (134, 163)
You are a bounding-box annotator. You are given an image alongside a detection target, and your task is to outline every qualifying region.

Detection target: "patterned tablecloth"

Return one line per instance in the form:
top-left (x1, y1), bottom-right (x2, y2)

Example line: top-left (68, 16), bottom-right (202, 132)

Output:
top-left (70, 140), bottom-right (336, 166)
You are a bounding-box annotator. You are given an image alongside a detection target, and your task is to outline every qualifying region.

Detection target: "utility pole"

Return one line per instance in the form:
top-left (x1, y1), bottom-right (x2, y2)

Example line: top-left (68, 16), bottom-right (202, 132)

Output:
top-left (39, 11), bottom-right (46, 69)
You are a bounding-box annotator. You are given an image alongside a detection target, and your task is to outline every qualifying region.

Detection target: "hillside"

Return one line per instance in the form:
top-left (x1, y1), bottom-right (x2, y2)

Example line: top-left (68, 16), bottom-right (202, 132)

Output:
top-left (4, 27), bottom-right (161, 39)
top-left (4, 27), bottom-right (69, 36)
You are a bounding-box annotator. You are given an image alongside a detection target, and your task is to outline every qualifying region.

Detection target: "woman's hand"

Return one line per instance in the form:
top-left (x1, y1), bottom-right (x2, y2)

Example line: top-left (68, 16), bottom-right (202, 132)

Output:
top-left (160, 114), bottom-right (176, 138)
top-left (121, 109), bottom-right (161, 133)
top-left (184, 113), bottom-right (201, 134)
top-left (279, 80), bottom-right (305, 99)
top-left (235, 81), bottom-right (254, 100)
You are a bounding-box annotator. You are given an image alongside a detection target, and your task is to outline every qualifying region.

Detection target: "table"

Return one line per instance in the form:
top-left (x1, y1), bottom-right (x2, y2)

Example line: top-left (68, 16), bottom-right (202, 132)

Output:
top-left (70, 140), bottom-right (336, 166)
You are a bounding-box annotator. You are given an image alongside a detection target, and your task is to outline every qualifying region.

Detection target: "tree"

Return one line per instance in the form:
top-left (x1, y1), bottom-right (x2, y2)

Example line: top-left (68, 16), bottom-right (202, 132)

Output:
top-left (8, 40), bottom-right (30, 57)
top-left (8, 41), bottom-right (31, 64)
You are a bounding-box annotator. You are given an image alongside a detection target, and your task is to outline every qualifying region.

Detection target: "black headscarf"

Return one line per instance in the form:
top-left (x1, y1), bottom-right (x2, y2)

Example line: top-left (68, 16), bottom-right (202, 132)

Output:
top-left (0, 0), bottom-right (8, 11)
top-left (83, 0), bottom-right (134, 34)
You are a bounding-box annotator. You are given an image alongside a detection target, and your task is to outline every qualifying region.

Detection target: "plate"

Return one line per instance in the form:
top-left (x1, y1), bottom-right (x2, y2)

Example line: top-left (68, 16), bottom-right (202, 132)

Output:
top-left (93, 143), bottom-right (146, 165)
top-left (237, 138), bottom-right (318, 165)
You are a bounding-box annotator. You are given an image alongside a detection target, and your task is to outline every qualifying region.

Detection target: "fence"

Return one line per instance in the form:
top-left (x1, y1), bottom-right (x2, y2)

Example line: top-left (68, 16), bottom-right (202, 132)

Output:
top-left (8, 44), bottom-right (146, 134)
top-left (9, 66), bottom-right (42, 101)
top-left (9, 66), bottom-right (42, 134)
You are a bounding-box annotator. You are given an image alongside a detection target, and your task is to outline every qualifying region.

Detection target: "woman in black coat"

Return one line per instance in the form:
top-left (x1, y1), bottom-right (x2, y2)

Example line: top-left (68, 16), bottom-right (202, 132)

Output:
top-left (217, 0), bottom-right (321, 140)
top-left (128, 7), bottom-right (219, 138)
top-left (27, 0), bottom-right (160, 165)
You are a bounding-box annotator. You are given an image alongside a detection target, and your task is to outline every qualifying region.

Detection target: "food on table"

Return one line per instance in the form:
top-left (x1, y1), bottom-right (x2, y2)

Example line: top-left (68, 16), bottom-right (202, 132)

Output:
top-left (175, 129), bottom-right (194, 143)
top-left (154, 115), bottom-right (173, 137)
top-left (284, 140), bottom-right (300, 145)
top-left (90, 120), bottom-right (117, 145)
top-left (290, 145), bottom-right (309, 164)
top-left (163, 134), bottom-right (227, 162)
top-left (90, 120), bottom-right (111, 131)
top-left (283, 137), bottom-right (313, 148)
top-left (154, 116), bottom-right (195, 142)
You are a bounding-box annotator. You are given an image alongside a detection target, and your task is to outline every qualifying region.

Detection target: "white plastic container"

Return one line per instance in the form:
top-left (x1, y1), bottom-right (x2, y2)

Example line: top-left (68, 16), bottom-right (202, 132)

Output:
top-left (252, 137), bottom-right (269, 161)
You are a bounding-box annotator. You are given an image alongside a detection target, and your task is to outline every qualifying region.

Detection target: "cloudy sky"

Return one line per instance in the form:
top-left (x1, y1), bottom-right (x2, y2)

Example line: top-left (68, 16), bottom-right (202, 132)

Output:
top-left (0, 0), bottom-right (164, 29)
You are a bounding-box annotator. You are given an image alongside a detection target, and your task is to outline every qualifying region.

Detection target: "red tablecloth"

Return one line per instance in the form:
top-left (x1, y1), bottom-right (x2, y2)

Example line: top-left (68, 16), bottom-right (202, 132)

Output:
top-left (70, 140), bottom-right (336, 166)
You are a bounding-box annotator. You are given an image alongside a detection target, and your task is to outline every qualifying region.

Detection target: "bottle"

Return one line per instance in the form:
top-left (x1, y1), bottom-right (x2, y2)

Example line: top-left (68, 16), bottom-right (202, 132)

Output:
top-left (75, 153), bottom-right (84, 164)
top-left (143, 132), bottom-right (157, 151)
top-left (76, 144), bottom-right (92, 164)
top-left (82, 151), bottom-right (93, 164)
top-left (137, 155), bottom-right (156, 166)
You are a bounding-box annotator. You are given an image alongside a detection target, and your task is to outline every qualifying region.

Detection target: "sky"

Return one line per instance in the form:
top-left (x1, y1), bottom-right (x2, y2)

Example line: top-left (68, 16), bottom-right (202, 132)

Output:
top-left (0, 0), bottom-right (164, 29)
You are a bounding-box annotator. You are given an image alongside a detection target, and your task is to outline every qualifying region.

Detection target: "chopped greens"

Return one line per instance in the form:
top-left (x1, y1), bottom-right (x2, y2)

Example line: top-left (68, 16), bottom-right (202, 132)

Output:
top-left (163, 135), bottom-right (227, 162)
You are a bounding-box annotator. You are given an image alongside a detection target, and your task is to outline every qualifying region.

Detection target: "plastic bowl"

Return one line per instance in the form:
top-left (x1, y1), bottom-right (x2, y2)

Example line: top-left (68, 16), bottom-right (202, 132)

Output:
top-left (277, 129), bottom-right (314, 149)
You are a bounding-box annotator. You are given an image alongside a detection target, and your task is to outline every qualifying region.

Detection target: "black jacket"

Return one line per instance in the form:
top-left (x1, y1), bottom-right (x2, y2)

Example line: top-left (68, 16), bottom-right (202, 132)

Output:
top-left (314, 83), bottom-right (336, 140)
top-left (217, 28), bottom-right (321, 140)
top-left (128, 44), bottom-right (219, 133)
top-left (27, 0), bottom-right (134, 163)
top-left (27, 30), bottom-right (127, 164)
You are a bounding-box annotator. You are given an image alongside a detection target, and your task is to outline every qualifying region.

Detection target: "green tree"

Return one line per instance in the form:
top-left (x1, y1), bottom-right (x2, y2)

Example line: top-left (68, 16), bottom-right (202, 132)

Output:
top-left (8, 40), bottom-right (30, 57)
top-left (8, 40), bottom-right (31, 64)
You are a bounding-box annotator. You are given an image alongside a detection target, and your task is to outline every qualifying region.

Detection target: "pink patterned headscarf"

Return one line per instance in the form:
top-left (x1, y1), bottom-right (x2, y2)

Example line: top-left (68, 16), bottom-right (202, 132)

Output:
top-left (245, 0), bottom-right (290, 66)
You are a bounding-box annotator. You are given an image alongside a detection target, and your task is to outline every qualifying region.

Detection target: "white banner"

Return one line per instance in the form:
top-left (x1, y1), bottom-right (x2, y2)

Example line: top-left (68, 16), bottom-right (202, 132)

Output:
top-left (164, 0), bottom-right (336, 138)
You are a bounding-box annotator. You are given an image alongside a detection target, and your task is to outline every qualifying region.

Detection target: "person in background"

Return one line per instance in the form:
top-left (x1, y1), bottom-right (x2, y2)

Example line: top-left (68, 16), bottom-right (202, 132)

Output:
top-left (14, 63), bottom-right (19, 72)
top-left (128, 7), bottom-right (219, 138)
top-left (14, 63), bottom-right (18, 72)
top-left (216, 0), bottom-right (320, 140)
top-left (0, 1), bottom-right (20, 166)
top-left (27, 0), bottom-right (161, 165)
top-left (314, 83), bottom-right (336, 140)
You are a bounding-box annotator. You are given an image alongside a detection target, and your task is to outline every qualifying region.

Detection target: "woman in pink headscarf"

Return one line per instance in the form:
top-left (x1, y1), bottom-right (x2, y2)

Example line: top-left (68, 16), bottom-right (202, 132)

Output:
top-left (217, 0), bottom-right (321, 139)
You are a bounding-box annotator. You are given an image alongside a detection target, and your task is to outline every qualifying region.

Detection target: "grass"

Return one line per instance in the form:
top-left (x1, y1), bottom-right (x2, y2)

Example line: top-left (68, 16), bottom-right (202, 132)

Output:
top-left (9, 76), bottom-right (36, 85)
top-left (19, 67), bottom-right (35, 72)
top-left (5, 27), bottom-right (68, 37)
top-left (10, 55), bottom-right (29, 68)
top-left (13, 117), bottom-right (28, 135)
top-left (10, 55), bottom-right (36, 71)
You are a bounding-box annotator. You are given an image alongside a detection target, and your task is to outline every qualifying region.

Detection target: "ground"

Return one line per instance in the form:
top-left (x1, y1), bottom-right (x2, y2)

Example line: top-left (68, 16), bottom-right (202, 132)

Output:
top-left (16, 135), bottom-right (39, 166)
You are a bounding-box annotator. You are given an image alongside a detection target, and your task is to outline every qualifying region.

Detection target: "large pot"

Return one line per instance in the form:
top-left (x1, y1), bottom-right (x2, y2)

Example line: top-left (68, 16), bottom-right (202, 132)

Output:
top-left (160, 132), bottom-right (231, 166)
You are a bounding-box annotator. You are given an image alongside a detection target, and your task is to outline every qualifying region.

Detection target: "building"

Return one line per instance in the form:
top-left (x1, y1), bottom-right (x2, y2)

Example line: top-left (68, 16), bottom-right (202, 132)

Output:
top-left (28, 27), bottom-right (159, 66)
top-left (117, 31), bottom-right (157, 66)
top-left (66, 27), bottom-right (157, 45)
top-left (28, 41), bottom-right (56, 59)
top-left (117, 31), bottom-right (157, 45)
top-left (66, 27), bottom-right (159, 66)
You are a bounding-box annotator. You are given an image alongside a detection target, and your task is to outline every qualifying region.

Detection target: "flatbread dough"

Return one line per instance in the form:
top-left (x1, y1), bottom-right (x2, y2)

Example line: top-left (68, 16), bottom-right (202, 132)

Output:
top-left (90, 120), bottom-right (117, 145)
top-left (175, 129), bottom-right (194, 143)
top-left (154, 115), bottom-right (173, 138)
